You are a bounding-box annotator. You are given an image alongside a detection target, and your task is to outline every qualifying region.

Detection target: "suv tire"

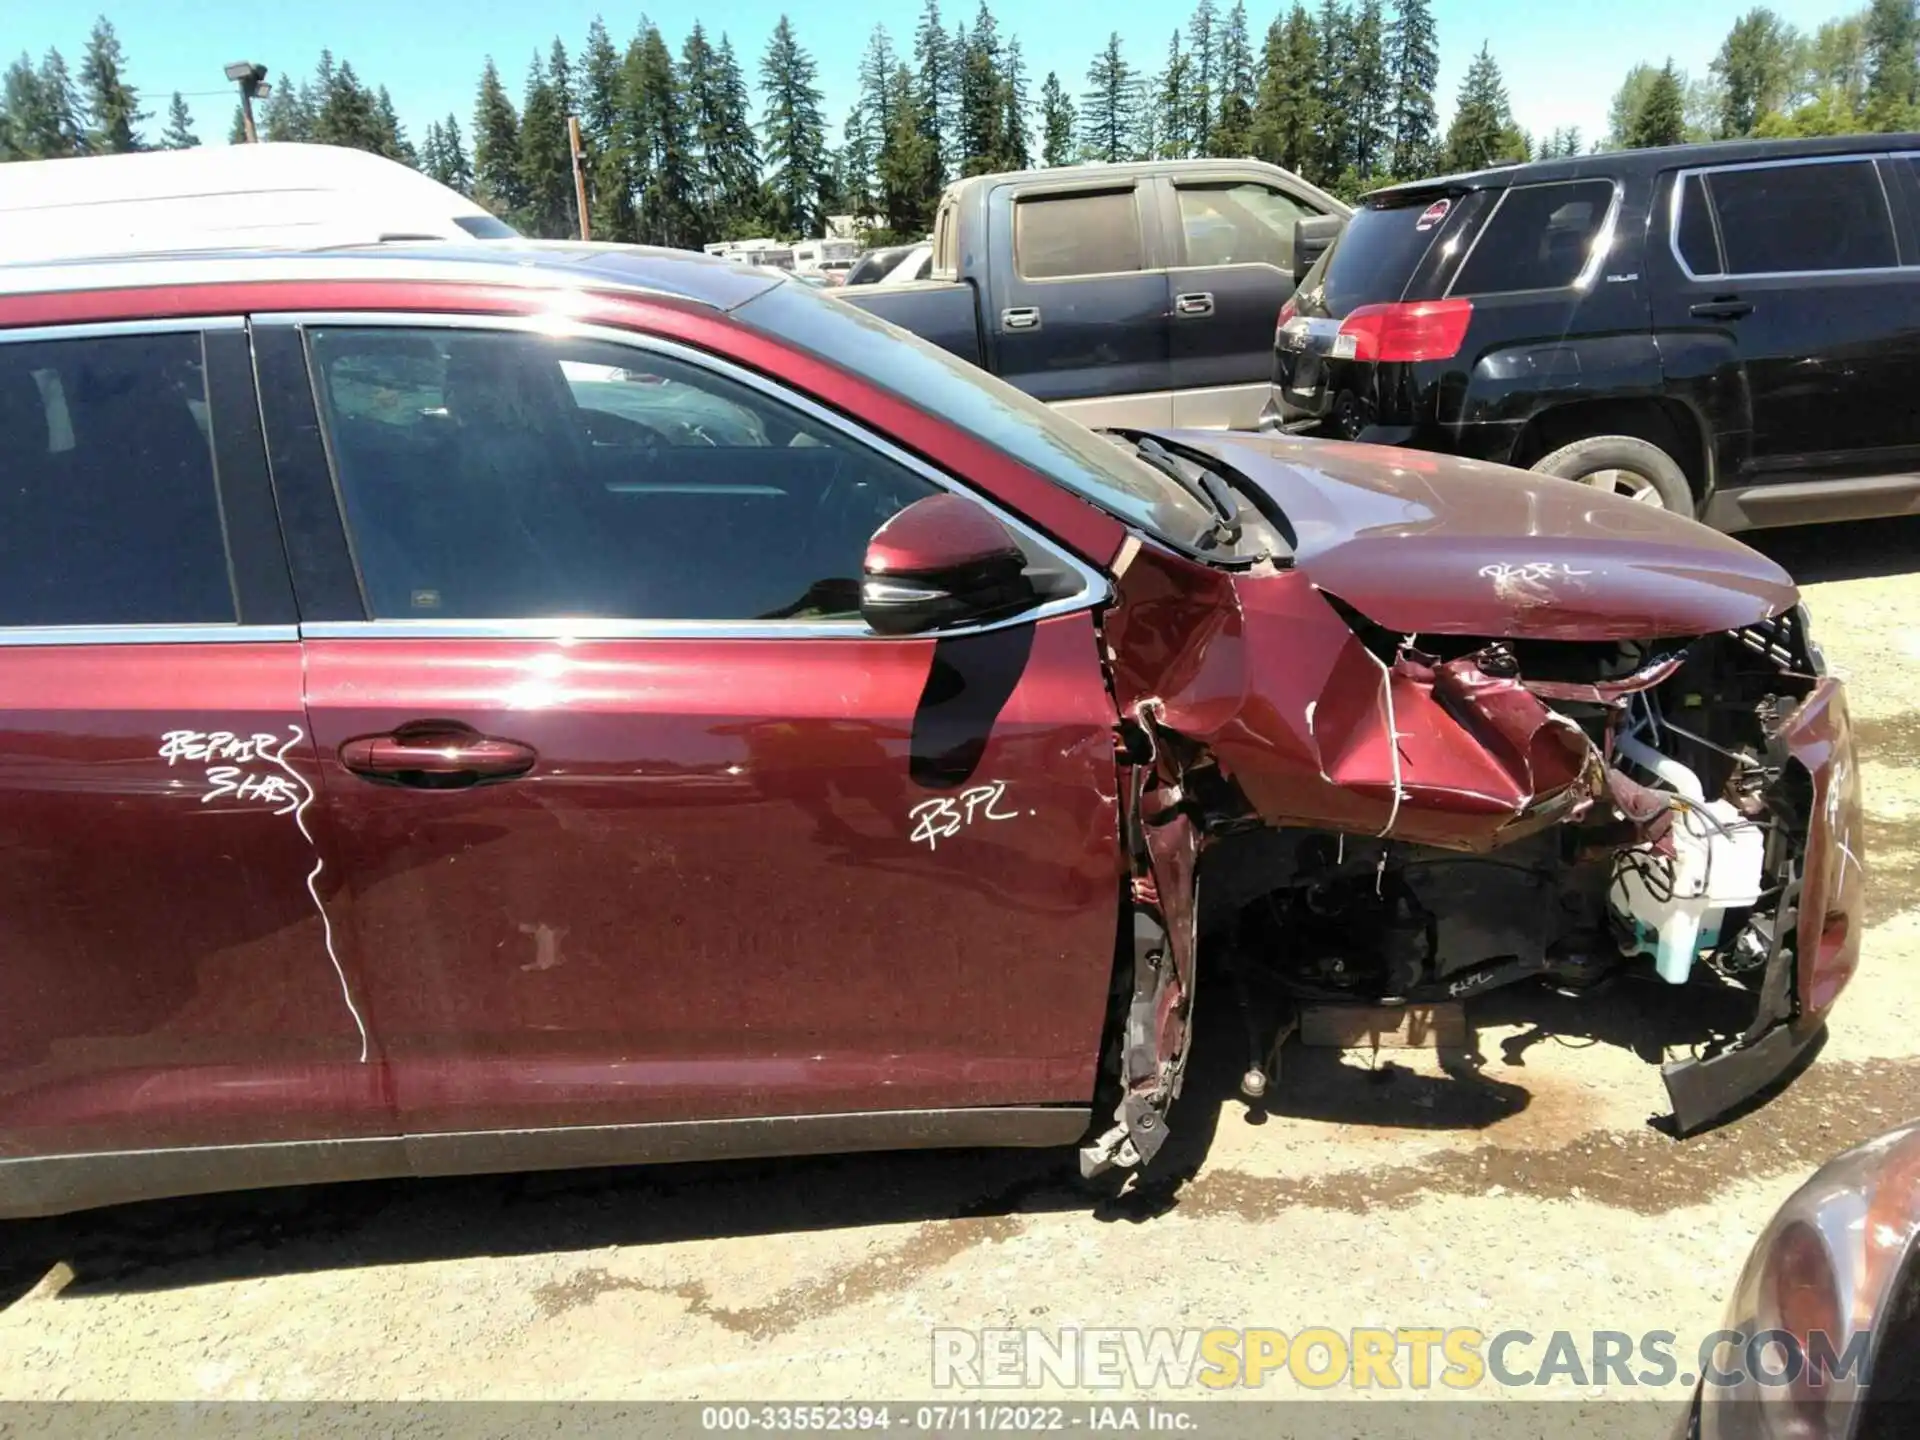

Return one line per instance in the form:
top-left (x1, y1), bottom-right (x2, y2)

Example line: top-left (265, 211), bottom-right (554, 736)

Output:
top-left (1530, 435), bottom-right (1695, 515)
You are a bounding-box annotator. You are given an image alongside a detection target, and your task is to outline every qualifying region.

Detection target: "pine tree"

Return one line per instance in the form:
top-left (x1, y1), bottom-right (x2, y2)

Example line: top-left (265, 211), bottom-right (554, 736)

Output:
top-left (229, 104), bottom-right (247, 145)
top-left (375, 86), bottom-right (414, 163)
top-left (760, 16), bottom-right (830, 238)
top-left (1250, 7), bottom-right (1321, 173)
top-left (1080, 32), bottom-right (1142, 163)
top-left (262, 74), bottom-right (315, 142)
top-left (1712, 8), bottom-right (1800, 137)
top-left (160, 91), bottom-right (197, 149)
top-left (1385, 0), bottom-right (1440, 177)
top-left (877, 60), bottom-right (934, 235)
top-left (841, 103), bottom-right (877, 221)
top-left (957, 2), bottom-right (1005, 176)
top-left (517, 49), bottom-right (573, 236)
top-left (913, 0), bottom-right (955, 206)
top-left (708, 36), bottom-right (763, 237)
top-left (2, 53), bottom-right (70, 159)
top-left (1039, 70), bottom-right (1075, 166)
top-left (1001, 37), bottom-right (1031, 169)
top-left (314, 56), bottom-right (385, 154)
top-left (473, 57), bottom-right (527, 222)
top-left (627, 25), bottom-right (697, 246)
top-left (1210, 2), bottom-right (1255, 155)
top-left (857, 27), bottom-right (901, 172)
top-left (1348, 0), bottom-right (1391, 180)
top-left (1186, 0), bottom-right (1219, 158)
top-left (432, 113), bottom-right (473, 192)
top-left (1312, 0), bottom-right (1353, 185)
top-left (1864, 0), bottom-right (1919, 131)
top-left (38, 49), bottom-right (86, 158)
top-left (1627, 59), bottom-right (1688, 147)
top-left (584, 18), bottom-right (633, 240)
top-left (80, 17), bottom-right (145, 153)
top-left (1154, 33), bottom-right (1192, 159)
top-left (1443, 41), bottom-right (1525, 171)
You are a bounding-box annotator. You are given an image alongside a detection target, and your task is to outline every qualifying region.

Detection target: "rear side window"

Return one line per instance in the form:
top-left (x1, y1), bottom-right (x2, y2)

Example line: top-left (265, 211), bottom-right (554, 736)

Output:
top-left (1015, 191), bottom-right (1143, 278)
top-left (454, 214), bottom-right (518, 239)
top-left (1703, 160), bottom-right (1895, 275)
top-left (1314, 197), bottom-right (1455, 313)
top-left (1451, 180), bottom-right (1616, 295)
top-left (0, 332), bottom-right (234, 627)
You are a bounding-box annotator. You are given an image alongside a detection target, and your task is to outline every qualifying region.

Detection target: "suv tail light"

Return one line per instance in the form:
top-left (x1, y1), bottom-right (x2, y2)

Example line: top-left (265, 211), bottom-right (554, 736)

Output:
top-left (1336, 298), bottom-right (1473, 363)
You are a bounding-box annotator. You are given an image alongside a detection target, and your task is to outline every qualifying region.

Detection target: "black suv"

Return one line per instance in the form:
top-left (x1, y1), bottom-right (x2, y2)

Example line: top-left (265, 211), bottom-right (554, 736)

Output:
top-left (1265, 134), bottom-right (1920, 530)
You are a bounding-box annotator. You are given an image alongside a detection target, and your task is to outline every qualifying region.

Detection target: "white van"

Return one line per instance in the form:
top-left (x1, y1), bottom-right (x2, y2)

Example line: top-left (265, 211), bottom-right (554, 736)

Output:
top-left (0, 142), bottom-right (518, 263)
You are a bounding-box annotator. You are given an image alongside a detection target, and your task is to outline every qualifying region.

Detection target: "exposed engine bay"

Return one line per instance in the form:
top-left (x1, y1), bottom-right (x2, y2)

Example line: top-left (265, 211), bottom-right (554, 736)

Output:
top-left (1084, 594), bottom-right (1837, 1177)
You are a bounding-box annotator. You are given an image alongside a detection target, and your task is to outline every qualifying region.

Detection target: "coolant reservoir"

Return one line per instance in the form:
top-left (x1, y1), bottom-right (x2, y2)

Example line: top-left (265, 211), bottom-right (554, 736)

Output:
top-left (1610, 799), bottom-right (1767, 984)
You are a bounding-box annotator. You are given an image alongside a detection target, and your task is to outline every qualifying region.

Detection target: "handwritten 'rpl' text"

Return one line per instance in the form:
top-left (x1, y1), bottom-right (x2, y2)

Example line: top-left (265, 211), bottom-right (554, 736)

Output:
top-left (909, 780), bottom-right (1020, 851)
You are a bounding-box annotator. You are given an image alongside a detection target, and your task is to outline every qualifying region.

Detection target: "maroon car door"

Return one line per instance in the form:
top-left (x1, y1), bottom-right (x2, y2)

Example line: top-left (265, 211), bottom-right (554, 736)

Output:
top-left (0, 321), bottom-right (386, 1187)
top-left (261, 314), bottom-right (1121, 1155)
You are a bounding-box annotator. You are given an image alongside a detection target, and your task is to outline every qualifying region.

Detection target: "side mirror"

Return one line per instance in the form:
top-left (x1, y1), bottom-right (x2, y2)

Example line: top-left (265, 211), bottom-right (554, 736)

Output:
top-left (861, 493), bottom-right (1036, 636)
top-left (1292, 215), bottom-right (1346, 286)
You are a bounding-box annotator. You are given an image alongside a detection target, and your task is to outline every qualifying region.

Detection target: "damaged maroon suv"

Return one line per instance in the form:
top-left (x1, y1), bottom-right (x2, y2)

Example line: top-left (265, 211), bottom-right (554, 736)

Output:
top-left (0, 245), bottom-right (1861, 1217)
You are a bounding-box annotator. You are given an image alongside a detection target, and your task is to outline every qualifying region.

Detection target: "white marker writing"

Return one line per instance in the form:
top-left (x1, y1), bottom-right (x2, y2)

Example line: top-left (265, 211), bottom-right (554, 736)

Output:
top-left (909, 780), bottom-right (1020, 851)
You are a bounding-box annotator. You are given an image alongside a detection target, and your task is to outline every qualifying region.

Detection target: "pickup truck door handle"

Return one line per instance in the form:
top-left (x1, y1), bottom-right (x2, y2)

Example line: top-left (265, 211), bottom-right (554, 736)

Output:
top-left (1175, 291), bottom-right (1216, 317)
top-left (340, 723), bottom-right (538, 788)
top-left (1001, 306), bottom-right (1041, 331)
top-left (1690, 297), bottom-right (1754, 320)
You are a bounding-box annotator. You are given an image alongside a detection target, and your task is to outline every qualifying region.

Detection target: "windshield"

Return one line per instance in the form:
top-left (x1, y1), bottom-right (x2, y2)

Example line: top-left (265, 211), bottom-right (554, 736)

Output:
top-left (733, 280), bottom-right (1217, 549)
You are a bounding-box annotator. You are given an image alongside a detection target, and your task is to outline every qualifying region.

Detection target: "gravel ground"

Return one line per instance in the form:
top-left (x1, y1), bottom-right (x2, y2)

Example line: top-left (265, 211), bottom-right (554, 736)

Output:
top-left (3, 514), bottom-right (1918, 1431)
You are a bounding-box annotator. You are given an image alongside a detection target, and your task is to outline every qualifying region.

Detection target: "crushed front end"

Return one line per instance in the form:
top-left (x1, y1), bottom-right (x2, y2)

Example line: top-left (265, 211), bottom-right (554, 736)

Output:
top-left (1087, 515), bottom-right (1863, 1176)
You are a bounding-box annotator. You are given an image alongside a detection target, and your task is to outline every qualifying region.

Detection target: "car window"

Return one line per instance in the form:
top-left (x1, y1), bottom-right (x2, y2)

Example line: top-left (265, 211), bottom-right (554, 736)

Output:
top-left (1311, 195), bottom-right (1456, 313)
top-left (1177, 183), bottom-right (1314, 270)
top-left (1674, 172), bottom-right (1723, 276)
top-left (735, 278), bottom-right (1219, 550)
top-left (306, 327), bottom-right (940, 623)
top-left (0, 331), bottom-right (234, 627)
top-left (1704, 160), bottom-right (1896, 275)
top-left (1451, 180), bottom-right (1616, 295)
top-left (1014, 190), bottom-right (1143, 279)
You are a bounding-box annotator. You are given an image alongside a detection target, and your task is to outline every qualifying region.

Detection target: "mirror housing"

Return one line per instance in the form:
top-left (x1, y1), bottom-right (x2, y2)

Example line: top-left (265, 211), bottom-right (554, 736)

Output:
top-left (861, 494), bottom-right (1035, 636)
top-left (1292, 214), bottom-right (1346, 286)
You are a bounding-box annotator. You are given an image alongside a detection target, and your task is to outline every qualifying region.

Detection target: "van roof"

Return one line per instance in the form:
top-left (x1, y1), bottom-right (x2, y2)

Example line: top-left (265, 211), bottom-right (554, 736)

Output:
top-left (0, 143), bottom-right (515, 263)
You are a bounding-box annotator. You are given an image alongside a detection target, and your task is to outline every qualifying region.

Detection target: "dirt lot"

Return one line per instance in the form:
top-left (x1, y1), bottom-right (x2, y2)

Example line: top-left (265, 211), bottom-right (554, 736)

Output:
top-left (3, 515), bottom-right (1918, 1428)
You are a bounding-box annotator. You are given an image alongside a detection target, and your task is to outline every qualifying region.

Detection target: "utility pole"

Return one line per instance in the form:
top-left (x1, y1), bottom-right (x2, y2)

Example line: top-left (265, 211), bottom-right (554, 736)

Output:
top-left (224, 61), bottom-right (270, 143)
top-left (568, 116), bottom-right (591, 242)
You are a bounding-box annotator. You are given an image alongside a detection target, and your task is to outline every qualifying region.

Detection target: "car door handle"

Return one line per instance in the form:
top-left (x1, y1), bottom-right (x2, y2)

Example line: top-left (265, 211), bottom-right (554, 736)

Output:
top-left (340, 723), bottom-right (538, 787)
top-left (1001, 306), bottom-right (1041, 330)
top-left (1175, 291), bottom-right (1216, 317)
top-left (1690, 298), bottom-right (1753, 320)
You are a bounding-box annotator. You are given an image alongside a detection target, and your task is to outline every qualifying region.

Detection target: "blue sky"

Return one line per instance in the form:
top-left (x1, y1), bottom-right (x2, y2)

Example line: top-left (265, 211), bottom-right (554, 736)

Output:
top-left (8, 0), bottom-right (1866, 152)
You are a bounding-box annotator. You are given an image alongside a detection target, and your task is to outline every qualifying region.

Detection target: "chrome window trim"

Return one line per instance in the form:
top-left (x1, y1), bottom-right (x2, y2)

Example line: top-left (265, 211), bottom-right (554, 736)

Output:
top-left (0, 315), bottom-right (244, 343)
top-left (1441, 178), bottom-right (1624, 300)
top-left (0, 624), bottom-right (296, 647)
top-left (1667, 152), bottom-right (1904, 283)
top-left (255, 309), bottom-right (1112, 642)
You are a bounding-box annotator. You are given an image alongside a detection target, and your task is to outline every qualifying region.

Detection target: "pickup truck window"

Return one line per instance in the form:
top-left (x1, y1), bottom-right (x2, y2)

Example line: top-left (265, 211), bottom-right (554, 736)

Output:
top-left (1014, 190), bottom-right (1144, 279)
top-left (736, 280), bottom-right (1217, 550)
top-left (1177, 182), bottom-right (1313, 271)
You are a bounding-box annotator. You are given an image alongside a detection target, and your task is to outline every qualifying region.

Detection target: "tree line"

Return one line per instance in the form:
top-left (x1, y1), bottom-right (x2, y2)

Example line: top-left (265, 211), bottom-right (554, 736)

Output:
top-left (1605, 2), bottom-right (1920, 149)
top-left (9, 5), bottom-right (1920, 249)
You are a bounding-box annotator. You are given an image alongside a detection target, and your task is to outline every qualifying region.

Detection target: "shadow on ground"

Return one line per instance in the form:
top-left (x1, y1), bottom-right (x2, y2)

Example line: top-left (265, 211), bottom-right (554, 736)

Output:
top-left (0, 968), bottom-right (1778, 1308)
top-left (1746, 512), bottom-right (1920, 586)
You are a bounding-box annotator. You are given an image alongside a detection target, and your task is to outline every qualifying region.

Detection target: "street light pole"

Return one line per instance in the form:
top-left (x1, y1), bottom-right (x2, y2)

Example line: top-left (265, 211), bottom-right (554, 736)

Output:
top-left (224, 62), bottom-right (270, 143)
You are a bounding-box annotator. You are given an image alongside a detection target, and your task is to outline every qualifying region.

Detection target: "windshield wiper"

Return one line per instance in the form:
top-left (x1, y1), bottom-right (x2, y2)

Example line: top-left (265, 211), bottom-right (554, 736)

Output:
top-left (1104, 430), bottom-right (1241, 548)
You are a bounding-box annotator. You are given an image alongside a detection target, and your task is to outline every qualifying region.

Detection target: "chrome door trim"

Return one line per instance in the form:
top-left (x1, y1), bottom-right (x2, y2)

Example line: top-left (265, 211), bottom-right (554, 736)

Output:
top-left (1667, 152), bottom-right (1905, 283)
top-left (254, 310), bottom-right (1113, 641)
top-left (0, 624), bottom-right (297, 647)
top-left (0, 315), bottom-right (245, 344)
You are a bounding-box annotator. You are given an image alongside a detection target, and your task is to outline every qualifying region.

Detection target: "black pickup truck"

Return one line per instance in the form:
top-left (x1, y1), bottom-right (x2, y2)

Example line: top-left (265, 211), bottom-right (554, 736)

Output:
top-left (839, 158), bottom-right (1348, 430)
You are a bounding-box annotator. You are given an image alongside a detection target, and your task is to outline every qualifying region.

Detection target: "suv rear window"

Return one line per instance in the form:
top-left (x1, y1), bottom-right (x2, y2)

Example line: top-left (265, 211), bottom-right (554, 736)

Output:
top-left (1311, 196), bottom-right (1455, 313)
top-left (1452, 180), bottom-right (1616, 295)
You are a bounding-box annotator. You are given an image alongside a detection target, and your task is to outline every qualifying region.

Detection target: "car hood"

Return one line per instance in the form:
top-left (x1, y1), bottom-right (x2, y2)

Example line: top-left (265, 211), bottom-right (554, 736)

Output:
top-left (1163, 431), bottom-right (1798, 641)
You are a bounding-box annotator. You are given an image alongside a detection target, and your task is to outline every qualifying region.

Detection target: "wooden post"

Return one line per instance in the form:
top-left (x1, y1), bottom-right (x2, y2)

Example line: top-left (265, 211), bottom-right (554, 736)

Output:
top-left (568, 116), bottom-right (591, 242)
